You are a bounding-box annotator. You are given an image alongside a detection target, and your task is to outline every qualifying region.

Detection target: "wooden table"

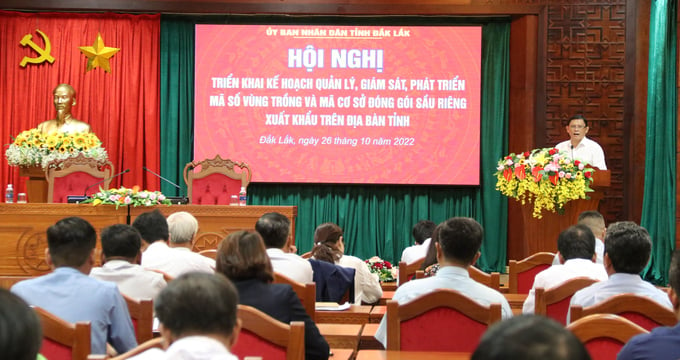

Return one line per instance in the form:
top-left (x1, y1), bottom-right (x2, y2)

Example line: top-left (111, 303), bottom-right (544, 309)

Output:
top-left (331, 348), bottom-right (355, 360)
top-left (504, 293), bottom-right (528, 315)
top-left (377, 291), bottom-right (395, 305)
top-left (369, 305), bottom-right (386, 323)
top-left (316, 305), bottom-right (371, 324)
top-left (356, 350), bottom-right (470, 360)
top-left (318, 323), bottom-right (363, 350)
top-left (359, 323), bottom-right (383, 350)
top-left (381, 281), bottom-right (397, 291)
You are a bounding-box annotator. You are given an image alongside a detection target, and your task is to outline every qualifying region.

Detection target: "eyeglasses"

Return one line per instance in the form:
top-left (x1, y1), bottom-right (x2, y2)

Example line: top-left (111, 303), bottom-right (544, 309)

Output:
top-left (569, 125), bottom-right (587, 129)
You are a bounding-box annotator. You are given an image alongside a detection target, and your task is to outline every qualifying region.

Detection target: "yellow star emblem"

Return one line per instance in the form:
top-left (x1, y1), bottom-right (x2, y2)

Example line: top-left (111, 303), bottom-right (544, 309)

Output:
top-left (79, 33), bottom-right (120, 73)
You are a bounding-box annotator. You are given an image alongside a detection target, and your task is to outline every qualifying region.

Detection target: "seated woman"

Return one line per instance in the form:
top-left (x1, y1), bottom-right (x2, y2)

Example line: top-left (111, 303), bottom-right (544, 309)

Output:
top-left (420, 223), bottom-right (443, 277)
top-left (310, 222), bottom-right (383, 304)
top-left (215, 231), bottom-right (329, 360)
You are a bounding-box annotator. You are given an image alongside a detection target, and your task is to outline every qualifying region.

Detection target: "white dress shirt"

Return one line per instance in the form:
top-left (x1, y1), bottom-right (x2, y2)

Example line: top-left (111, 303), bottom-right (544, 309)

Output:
top-left (556, 137), bottom-right (607, 170)
top-left (142, 242), bottom-right (215, 278)
top-left (267, 248), bottom-right (314, 284)
top-left (129, 336), bottom-right (239, 360)
top-left (337, 254), bottom-right (383, 304)
top-left (400, 238), bottom-right (431, 265)
top-left (522, 258), bottom-right (608, 314)
top-left (90, 260), bottom-right (166, 300)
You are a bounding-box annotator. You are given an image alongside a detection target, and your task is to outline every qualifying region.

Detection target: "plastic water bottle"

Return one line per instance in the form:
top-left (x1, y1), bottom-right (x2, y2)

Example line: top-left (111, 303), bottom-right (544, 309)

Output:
top-left (5, 184), bottom-right (14, 203)
top-left (238, 187), bottom-right (247, 206)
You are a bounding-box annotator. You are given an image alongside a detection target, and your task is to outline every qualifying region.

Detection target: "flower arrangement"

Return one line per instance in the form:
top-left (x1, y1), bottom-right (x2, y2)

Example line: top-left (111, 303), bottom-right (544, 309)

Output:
top-left (82, 186), bottom-right (172, 208)
top-left (495, 147), bottom-right (595, 218)
top-left (5, 128), bottom-right (108, 169)
top-left (365, 256), bottom-right (395, 282)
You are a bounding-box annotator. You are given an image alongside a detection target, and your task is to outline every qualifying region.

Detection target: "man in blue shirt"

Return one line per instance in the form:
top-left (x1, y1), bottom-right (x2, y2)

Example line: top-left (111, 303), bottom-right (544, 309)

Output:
top-left (12, 217), bottom-right (137, 355)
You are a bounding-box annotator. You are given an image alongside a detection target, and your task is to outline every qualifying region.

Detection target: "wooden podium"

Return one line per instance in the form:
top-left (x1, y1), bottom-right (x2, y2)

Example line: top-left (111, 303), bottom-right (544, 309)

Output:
top-left (18, 166), bottom-right (48, 203)
top-left (519, 170), bottom-right (611, 255)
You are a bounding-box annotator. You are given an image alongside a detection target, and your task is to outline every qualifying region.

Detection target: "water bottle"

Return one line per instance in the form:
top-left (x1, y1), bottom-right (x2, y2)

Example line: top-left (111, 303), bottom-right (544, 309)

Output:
top-left (238, 187), bottom-right (247, 206)
top-left (5, 184), bottom-right (14, 203)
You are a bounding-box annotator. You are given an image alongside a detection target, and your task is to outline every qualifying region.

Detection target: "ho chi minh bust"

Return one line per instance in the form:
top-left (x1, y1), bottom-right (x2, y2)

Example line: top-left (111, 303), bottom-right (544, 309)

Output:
top-left (36, 84), bottom-right (92, 135)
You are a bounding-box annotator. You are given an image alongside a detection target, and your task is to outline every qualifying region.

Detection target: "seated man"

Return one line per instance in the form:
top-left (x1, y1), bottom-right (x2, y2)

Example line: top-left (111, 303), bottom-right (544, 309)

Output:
top-left (618, 250), bottom-right (680, 359)
top-left (256, 212), bottom-right (313, 284)
top-left (569, 221), bottom-right (672, 322)
top-left (129, 272), bottom-right (241, 360)
top-left (553, 210), bottom-right (606, 265)
top-left (90, 224), bottom-right (167, 300)
top-left (374, 217), bottom-right (512, 347)
top-left (166, 211), bottom-right (215, 273)
top-left (400, 220), bottom-right (436, 265)
top-left (522, 224), bottom-right (608, 313)
top-left (11, 217), bottom-right (137, 355)
top-left (0, 288), bottom-right (43, 360)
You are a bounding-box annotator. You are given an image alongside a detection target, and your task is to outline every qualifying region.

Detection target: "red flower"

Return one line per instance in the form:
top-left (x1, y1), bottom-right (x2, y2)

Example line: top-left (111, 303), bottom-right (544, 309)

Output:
top-left (384, 261), bottom-right (392, 269)
top-left (523, 151), bottom-right (530, 157)
top-left (585, 172), bottom-right (592, 179)
top-left (515, 165), bottom-right (526, 180)
top-left (548, 148), bottom-right (557, 155)
top-left (505, 155), bottom-right (512, 160)
top-left (574, 160), bottom-right (581, 166)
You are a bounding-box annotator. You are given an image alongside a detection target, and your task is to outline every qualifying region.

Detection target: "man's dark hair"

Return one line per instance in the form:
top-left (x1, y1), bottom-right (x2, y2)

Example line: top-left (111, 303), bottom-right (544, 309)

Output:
top-left (557, 224), bottom-right (596, 261)
top-left (131, 209), bottom-right (169, 245)
top-left (577, 211), bottom-right (605, 237)
top-left (255, 212), bottom-right (291, 249)
top-left (438, 217), bottom-right (483, 265)
top-left (216, 230), bottom-right (274, 283)
top-left (47, 216), bottom-right (96, 267)
top-left (669, 250), bottom-right (680, 295)
top-left (412, 220), bottom-right (436, 245)
top-left (568, 114), bottom-right (589, 127)
top-left (101, 224), bottom-right (142, 259)
top-left (154, 272), bottom-right (239, 338)
top-left (472, 315), bottom-right (590, 360)
top-left (604, 221), bottom-right (652, 274)
top-left (0, 289), bottom-right (42, 360)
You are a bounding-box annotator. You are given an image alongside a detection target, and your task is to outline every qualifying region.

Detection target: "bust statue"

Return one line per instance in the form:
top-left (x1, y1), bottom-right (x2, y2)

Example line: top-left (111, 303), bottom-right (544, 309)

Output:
top-left (36, 84), bottom-right (92, 135)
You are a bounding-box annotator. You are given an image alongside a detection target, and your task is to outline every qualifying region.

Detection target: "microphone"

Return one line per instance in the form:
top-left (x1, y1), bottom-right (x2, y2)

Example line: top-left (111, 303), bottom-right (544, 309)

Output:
top-left (142, 166), bottom-right (188, 204)
top-left (570, 144), bottom-right (574, 161)
top-left (67, 169), bottom-right (130, 203)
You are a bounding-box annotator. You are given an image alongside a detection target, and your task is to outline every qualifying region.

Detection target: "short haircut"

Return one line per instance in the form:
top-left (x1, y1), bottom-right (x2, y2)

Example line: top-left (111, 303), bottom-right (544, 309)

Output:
top-left (557, 224), bottom-right (596, 261)
top-left (568, 114), bottom-right (588, 127)
top-left (255, 212), bottom-right (291, 249)
top-left (167, 211), bottom-right (198, 244)
top-left (216, 230), bottom-right (273, 283)
top-left (0, 289), bottom-right (42, 360)
top-left (310, 222), bottom-right (344, 264)
top-left (604, 221), bottom-right (652, 274)
top-left (438, 217), bottom-right (483, 265)
top-left (471, 315), bottom-right (590, 360)
top-left (669, 250), bottom-right (680, 295)
top-left (47, 216), bottom-right (96, 267)
top-left (131, 209), bottom-right (169, 244)
top-left (154, 272), bottom-right (239, 339)
top-left (577, 211), bottom-right (605, 237)
top-left (412, 220), bottom-right (436, 245)
top-left (100, 224), bottom-right (142, 259)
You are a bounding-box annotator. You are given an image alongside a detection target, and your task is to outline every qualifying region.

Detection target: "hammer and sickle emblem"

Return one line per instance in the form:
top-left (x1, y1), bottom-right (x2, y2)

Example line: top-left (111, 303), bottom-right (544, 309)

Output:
top-left (20, 29), bottom-right (55, 67)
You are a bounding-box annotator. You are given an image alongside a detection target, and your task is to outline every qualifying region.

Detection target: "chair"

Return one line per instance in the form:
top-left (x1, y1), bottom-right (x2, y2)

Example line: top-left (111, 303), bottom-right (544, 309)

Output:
top-left (123, 295), bottom-right (154, 343)
top-left (567, 314), bottom-right (648, 360)
top-left (232, 304), bottom-right (305, 360)
top-left (468, 266), bottom-right (501, 291)
top-left (87, 338), bottom-right (164, 360)
top-left (45, 153), bottom-right (114, 203)
top-left (183, 154), bottom-right (252, 205)
top-left (534, 277), bottom-right (598, 325)
top-left (198, 249), bottom-right (217, 259)
top-left (273, 272), bottom-right (317, 321)
top-left (508, 252), bottom-right (555, 293)
top-left (569, 293), bottom-right (676, 331)
top-left (386, 289), bottom-right (502, 352)
top-left (34, 306), bottom-right (91, 360)
top-left (397, 257), bottom-right (425, 286)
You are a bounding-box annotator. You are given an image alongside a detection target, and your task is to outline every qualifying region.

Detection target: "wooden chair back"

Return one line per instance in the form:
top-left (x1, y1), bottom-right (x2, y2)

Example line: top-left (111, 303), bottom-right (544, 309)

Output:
top-left (34, 306), bottom-right (91, 360)
top-left (386, 289), bottom-right (502, 352)
top-left (468, 266), bottom-right (501, 291)
top-left (183, 154), bottom-right (251, 205)
top-left (232, 305), bottom-right (305, 360)
top-left (534, 277), bottom-right (598, 325)
top-left (273, 272), bottom-right (317, 321)
top-left (415, 270), bottom-right (425, 279)
top-left (45, 153), bottom-right (114, 203)
top-left (567, 314), bottom-right (648, 360)
top-left (569, 293), bottom-right (676, 331)
top-left (398, 257), bottom-right (425, 286)
top-left (122, 295), bottom-right (154, 343)
top-left (508, 252), bottom-right (555, 293)
top-left (94, 338), bottom-right (164, 360)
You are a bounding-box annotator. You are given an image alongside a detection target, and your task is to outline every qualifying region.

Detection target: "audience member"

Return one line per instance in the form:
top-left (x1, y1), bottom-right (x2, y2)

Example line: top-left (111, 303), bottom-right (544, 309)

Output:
top-left (617, 249), bottom-right (680, 359)
top-left (471, 315), bottom-right (591, 360)
top-left (569, 221), bottom-right (672, 323)
top-left (553, 211), bottom-right (606, 265)
top-left (255, 212), bottom-right (313, 283)
top-left (420, 223), bottom-right (442, 277)
top-left (128, 272), bottom-right (241, 360)
top-left (11, 217), bottom-right (136, 355)
top-left (167, 211), bottom-right (215, 272)
top-left (90, 224), bottom-right (166, 300)
top-left (310, 222), bottom-right (383, 304)
top-left (374, 217), bottom-right (513, 347)
top-left (0, 288), bottom-right (43, 360)
top-left (400, 220), bottom-right (436, 265)
top-left (216, 231), bottom-right (330, 360)
top-left (522, 224), bottom-right (608, 313)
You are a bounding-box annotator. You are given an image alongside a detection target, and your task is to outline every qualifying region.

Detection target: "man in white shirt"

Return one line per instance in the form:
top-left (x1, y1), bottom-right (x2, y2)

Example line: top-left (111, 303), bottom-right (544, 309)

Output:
top-left (555, 115), bottom-right (607, 170)
top-left (256, 212), bottom-right (313, 284)
top-left (90, 224), bottom-right (166, 301)
top-left (167, 211), bottom-right (216, 273)
top-left (552, 210), bottom-right (606, 265)
top-left (400, 220), bottom-right (436, 265)
top-left (569, 221), bottom-right (672, 323)
top-left (523, 224), bottom-right (608, 313)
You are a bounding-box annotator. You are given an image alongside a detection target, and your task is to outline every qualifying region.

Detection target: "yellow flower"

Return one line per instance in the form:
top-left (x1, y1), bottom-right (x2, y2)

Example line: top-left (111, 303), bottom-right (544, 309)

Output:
top-left (58, 146), bottom-right (67, 153)
top-left (73, 135), bottom-right (87, 148)
top-left (45, 135), bottom-right (59, 148)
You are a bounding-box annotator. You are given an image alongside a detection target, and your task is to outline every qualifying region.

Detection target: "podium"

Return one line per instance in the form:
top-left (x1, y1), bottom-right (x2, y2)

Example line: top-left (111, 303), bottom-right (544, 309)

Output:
top-left (18, 166), bottom-right (48, 203)
top-left (519, 170), bottom-right (611, 255)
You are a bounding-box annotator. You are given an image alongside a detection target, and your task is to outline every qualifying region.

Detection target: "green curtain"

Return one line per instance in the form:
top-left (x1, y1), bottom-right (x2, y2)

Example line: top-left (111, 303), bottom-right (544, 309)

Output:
top-left (642, 0), bottom-right (677, 285)
top-left (158, 18), bottom-right (510, 270)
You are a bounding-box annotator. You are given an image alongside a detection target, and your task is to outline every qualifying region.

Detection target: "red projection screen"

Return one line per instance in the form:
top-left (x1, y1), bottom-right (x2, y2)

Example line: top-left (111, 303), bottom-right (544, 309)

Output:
top-left (194, 24), bottom-right (482, 185)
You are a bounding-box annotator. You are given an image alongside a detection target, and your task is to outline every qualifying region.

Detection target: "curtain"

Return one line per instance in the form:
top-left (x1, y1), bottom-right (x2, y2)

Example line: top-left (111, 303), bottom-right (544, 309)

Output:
top-left (641, 0), bottom-right (677, 285)
top-left (0, 11), bottom-right (161, 193)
